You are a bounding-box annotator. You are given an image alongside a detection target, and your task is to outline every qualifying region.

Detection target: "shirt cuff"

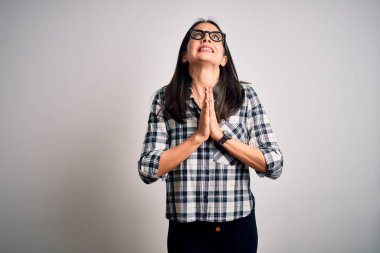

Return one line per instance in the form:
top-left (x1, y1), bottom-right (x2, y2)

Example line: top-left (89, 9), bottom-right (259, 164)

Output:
top-left (138, 149), bottom-right (168, 184)
top-left (255, 148), bottom-right (283, 179)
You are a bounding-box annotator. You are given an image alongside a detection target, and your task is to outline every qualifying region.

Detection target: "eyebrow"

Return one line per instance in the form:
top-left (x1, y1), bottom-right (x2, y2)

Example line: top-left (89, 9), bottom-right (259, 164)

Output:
top-left (192, 29), bottom-right (221, 33)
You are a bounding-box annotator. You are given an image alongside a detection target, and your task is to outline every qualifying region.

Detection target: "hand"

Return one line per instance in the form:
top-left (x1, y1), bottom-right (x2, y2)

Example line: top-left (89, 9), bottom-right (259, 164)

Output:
top-left (208, 87), bottom-right (224, 141)
top-left (195, 87), bottom-right (210, 142)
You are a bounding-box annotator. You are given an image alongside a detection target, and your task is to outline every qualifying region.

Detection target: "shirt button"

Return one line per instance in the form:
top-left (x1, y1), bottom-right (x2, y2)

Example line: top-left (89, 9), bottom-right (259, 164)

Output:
top-left (215, 226), bottom-right (221, 232)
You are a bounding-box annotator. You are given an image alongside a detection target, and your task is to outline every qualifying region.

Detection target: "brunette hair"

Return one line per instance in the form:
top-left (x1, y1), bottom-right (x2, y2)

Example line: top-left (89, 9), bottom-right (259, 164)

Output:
top-left (164, 18), bottom-right (248, 123)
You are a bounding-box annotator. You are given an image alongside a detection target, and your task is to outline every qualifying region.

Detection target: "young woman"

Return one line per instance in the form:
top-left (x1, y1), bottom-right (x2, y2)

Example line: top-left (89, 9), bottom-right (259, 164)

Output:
top-left (138, 18), bottom-right (283, 253)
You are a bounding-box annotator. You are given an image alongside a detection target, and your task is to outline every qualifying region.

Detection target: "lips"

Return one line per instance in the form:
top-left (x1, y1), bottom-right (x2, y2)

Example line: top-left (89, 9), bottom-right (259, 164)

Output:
top-left (198, 45), bottom-right (214, 53)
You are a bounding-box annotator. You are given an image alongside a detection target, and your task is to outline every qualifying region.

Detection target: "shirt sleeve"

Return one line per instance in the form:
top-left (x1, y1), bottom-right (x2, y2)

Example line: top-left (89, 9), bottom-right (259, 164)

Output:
top-left (138, 88), bottom-right (170, 184)
top-left (246, 85), bottom-right (284, 179)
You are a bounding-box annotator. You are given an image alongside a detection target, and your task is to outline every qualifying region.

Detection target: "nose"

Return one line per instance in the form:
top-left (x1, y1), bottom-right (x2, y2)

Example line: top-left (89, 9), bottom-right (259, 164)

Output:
top-left (202, 32), bottom-right (212, 43)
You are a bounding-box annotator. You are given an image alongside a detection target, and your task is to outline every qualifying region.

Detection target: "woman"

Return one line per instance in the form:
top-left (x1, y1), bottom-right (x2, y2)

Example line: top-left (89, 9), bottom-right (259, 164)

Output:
top-left (138, 18), bottom-right (283, 253)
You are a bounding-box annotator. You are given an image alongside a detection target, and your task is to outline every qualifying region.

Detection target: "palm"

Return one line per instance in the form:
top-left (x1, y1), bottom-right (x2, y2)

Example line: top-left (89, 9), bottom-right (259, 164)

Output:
top-left (197, 88), bottom-right (210, 140)
top-left (208, 87), bottom-right (223, 141)
top-left (196, 86), bottom-right (223, 142)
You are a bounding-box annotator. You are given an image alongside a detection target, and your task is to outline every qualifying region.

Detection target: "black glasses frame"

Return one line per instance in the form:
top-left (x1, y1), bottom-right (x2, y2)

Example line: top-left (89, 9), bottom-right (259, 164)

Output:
top-left (189, 29), bottom-right (226, 43)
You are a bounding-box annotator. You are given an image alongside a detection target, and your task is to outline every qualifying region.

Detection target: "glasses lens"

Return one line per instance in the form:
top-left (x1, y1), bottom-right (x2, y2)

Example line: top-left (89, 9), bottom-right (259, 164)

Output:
top-left (210, 32), bottom-right (223, 42)
top-left (190, 30), bottom-right (204, 40)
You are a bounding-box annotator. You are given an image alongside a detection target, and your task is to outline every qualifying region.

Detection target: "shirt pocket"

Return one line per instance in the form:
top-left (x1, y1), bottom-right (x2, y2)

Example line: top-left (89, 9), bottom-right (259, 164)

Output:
top-left (213, 121), bottom-right (248, 166)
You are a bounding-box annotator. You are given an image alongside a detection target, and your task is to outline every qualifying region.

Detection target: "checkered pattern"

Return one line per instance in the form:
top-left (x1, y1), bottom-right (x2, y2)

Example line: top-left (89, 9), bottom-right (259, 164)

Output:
top-left (138, 83), bottom-right (283, 223)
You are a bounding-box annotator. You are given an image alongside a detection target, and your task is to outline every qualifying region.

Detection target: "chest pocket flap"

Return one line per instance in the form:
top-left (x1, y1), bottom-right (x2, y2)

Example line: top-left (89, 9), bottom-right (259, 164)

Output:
top-left (213, 121), bottom-right (248, 166)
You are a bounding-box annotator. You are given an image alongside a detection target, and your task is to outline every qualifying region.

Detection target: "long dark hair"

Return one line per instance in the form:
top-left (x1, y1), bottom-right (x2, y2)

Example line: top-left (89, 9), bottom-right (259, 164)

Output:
top-left (164, 18), bottom-right (248, 123)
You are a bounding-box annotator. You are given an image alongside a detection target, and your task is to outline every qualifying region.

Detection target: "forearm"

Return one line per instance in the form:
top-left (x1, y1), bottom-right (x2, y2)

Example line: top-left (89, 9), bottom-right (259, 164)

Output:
top-left (221, 138), bottom-right (268, 173)
top-left (157, 133), bottom-right (205, 177)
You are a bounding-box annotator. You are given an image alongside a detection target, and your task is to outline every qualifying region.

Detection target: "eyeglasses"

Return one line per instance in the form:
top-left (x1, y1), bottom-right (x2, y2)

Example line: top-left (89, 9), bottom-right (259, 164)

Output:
top-left (189, 29), bottom-right (225, 43)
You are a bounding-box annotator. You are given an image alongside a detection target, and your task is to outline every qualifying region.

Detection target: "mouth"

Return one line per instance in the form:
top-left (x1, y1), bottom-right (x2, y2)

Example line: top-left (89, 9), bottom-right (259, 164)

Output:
top-left (198, 46), bottom-right (214, 53)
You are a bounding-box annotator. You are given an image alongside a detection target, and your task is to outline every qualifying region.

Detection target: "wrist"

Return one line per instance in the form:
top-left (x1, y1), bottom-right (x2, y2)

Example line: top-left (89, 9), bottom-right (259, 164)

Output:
top-left (192, 132), bottom-right (208, 145)
top-left (215, 129), bottom-right (233, 145)
top-left (212, 129), bottom-right (224, 141)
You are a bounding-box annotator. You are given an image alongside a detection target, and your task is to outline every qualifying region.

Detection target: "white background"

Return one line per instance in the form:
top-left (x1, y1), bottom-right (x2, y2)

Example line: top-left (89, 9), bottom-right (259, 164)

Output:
top-left (0, 0), bottom-right (379, 252)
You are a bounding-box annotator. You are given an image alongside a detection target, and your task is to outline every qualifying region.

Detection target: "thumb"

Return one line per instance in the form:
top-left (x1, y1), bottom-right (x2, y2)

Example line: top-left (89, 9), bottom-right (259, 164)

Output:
top-left (204, 87), bottom-right (209, 109)
top-left (209, 87), bottom-right (215, 112)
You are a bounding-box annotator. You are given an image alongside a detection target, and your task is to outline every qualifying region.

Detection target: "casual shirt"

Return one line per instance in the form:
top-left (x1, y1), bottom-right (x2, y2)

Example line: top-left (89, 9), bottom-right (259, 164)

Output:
top-left (138, 83), bottom-right (283, 223)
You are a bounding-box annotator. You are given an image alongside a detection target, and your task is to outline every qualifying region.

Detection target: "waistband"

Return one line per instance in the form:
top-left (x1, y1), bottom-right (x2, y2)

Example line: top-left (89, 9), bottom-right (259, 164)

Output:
top-left (169, 209), bottom-right (255, 229)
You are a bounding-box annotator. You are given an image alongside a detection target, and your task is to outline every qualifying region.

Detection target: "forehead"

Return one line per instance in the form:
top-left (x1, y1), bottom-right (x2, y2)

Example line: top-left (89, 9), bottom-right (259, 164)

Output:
top-left (193, 22), bottom-right (220, 32)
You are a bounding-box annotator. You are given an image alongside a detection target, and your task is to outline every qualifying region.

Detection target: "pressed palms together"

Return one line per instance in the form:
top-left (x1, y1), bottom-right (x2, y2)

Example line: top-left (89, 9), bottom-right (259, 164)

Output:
top-left (196, 86), bottom-right (223, 143)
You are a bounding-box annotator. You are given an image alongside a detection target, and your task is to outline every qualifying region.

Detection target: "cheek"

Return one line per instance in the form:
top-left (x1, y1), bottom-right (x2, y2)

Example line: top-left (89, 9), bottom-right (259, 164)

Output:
top-left (216, 45), bottom-right (225, 54)
top-left (187, 42), bottom-right (198, 53)
top-left (215, 48), bottom-right (225, 58)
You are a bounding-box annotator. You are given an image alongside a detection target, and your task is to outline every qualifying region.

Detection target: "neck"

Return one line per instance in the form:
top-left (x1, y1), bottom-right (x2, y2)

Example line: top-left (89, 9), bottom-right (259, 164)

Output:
top-left (189, 63), bottom-right (220, 100)
top-left (189, 63), bottom-right (220, 88)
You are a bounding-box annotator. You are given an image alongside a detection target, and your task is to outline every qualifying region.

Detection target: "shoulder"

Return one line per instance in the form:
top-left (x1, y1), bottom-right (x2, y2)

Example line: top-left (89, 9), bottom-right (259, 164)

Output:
top-left (148, 85), bottom-right (168, 109)
top-left (152, 85), bottom-right (167, 101)
top-left (240, 82), bottom-right (257, 100)
top-left (145, 86), bottom-right (167, 117)
top-left (240, 82), bottom-right (265, 111)
top-left (240, 82), bottom-right (259, 100)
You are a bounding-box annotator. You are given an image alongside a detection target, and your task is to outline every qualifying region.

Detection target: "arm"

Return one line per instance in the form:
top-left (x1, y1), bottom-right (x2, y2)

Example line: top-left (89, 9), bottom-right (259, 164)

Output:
top-left (209, 86), bottom-right (283, 179)
top-left (157, 86), bottom-right (211, 176)
top-left (215, 138), bottom-right (269, 174)
top-left (157, 134), bottom-right (203, 176)
top-left (245, 86), bottom-right (283, 179)
top-left (138, 89), bottom-right (170, 184)
top-left (139, 87), bottom-right (211, 183)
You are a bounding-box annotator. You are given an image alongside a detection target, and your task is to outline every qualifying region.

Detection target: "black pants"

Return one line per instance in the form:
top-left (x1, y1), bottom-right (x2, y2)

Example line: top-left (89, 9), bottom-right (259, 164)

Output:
top-left (167, 210), bottom-right (258, 253)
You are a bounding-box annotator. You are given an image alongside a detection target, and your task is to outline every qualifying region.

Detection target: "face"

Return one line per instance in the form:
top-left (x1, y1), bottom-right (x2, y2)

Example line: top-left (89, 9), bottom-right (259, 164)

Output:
top-left (181, 22), bottom-right (228, 67)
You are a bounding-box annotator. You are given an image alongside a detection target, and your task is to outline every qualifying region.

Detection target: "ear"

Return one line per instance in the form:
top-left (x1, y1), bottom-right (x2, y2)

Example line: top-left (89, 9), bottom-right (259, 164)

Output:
top-left (220, 55), bottom-right (228, 67)
top-left (181, 53), bottom-right (188, 63)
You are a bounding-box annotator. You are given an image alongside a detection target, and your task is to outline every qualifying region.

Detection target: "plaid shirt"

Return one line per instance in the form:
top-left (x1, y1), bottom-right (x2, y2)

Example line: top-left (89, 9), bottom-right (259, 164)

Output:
top-left (138, 83), bottom-right (283, 223)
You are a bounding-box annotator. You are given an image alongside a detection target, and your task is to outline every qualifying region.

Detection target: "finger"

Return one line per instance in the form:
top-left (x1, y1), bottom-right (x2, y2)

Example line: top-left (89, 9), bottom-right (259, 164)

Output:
top-left (209, 87), bottom-right (215, 110)
top-left (204, 87), bottom-right (209, 109)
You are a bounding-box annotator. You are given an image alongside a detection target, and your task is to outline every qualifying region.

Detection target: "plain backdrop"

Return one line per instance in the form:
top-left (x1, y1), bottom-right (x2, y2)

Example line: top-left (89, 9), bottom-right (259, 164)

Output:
top-left (0, 0), bottom-right (379, 252)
